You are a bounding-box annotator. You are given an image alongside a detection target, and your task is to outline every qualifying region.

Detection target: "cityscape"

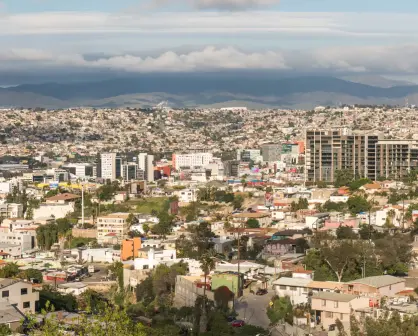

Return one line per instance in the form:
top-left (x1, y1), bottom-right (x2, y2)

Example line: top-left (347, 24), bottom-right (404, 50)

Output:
top-left (1, 0), bottom-right (418, 335)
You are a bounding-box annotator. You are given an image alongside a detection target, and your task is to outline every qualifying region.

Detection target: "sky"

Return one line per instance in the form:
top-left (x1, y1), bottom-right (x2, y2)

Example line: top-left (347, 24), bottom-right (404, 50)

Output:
top-left (1, 0), bottom-right (418, 83)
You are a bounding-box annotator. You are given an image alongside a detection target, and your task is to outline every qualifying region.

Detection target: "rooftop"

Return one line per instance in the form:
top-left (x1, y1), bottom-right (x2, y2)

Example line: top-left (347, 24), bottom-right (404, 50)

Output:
top-left (312, 292), bottom-right (358, 302)
top-left (46, 193), bottom-right (80, 201)
top-left (272, 277), bottom-right (311, 287)
top-left (347, 275), bottom-right (405, 288)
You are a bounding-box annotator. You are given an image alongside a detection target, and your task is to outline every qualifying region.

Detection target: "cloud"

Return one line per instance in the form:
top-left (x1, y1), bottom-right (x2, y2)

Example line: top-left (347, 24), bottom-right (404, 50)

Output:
top-left (2, 44), bottom-right (418, 75)
top-left (148, 0), bottom-right (280, 10)
top-left (0, 11), bottom-right (417, 37)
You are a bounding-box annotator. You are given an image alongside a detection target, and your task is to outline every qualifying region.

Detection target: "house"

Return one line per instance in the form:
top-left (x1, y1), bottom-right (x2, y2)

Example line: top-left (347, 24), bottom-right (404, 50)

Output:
top-left (307, 281), bottom-right (343, 294)
top-left (211, 272), bottom-right (244, 297)
top-left (342, 275), bottom-right (406, 298)
top-left (57, 282), bottom-right (88, 296)
top-left (96, 213), bottom-right (132, 244)
top-left (34, 193), bottom-right (78, 219)
top-left (263, 239), bottom-right (296, 256)
top-left (0, 278), bottom-right (39, 314)
top-left (311, 292), bottom-right (369, 329)
top-left (272, 277), bottom-right (311, 304)
top-left (121, 237), bottom-right (142, 261)
top-left (133, 248), bottom-right (176, 270)
top-left (270, 230), bottom-right (306, 241)
top-left (0, 298), bottom-right (26, 332)
top-left (232, 212), bottom-right (272, 227)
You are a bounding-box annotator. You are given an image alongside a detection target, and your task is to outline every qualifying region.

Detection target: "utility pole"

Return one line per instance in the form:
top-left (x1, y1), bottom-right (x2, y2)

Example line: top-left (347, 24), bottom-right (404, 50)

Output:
top-left (81, 183), bottom-right (85, 228)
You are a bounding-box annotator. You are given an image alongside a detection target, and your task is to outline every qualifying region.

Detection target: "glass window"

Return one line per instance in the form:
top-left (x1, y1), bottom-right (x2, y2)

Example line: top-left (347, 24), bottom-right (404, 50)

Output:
top-left (23, 302), bottom-right (30, 309)
top-left (322, 299), bottom-right (326, 306)
top-left (21, 288), bottom-right (28, 295)
top-left (2, 291), bottom-right (9, 298)
top-left (334, 301), bottom-right (339, 308)
top-left (279, 285), bottom-right (287, 290)
top-left (326, 312), bottom-right (333, 318)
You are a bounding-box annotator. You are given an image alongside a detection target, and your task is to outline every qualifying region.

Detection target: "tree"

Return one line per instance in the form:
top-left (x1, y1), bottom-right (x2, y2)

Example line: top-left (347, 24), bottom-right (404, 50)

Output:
top-left (336, 225), bottom-right (358, 240)
top-left (199, 249), bottom-right (217, 333)
top-left (108, 261), bottom-right (124, 291)
top-left (136, 276), bottom-right (155, 306)
top-left (0, 324), bottom-right (11, 336)
top-left (79, 289), bottom-right (107, 313)
top-left (39, 285), bottom-right (78, 312)
top-left (20, 268), bottom-right (43, 283)
top-left (347, 195), bottom-right (370, 215)
top-left (213, 286), bottom-right (234, 311)
top-left (334, 169), bottom-right (354, 187)
top-left (232, 194), bottom-right (244, 210)
top-left (36, 223), bottom-right (59, 250)
top-left (0, 262), bottom-right (20, 278)
top-left (267, 296), bottom-right (293, 324)
top-left (319, 240), bottom-right (359, 282)
top-left (335, 319), bottom-right (348, 336)
top-left (246, 218), bottom-right (260, 228)
top-left (349, 178), bottom-right (371, 191)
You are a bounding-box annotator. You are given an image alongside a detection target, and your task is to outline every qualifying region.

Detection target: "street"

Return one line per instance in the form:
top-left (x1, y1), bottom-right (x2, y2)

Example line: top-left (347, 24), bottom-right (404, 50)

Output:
top-left (235, 290), bottom-right (275, 329)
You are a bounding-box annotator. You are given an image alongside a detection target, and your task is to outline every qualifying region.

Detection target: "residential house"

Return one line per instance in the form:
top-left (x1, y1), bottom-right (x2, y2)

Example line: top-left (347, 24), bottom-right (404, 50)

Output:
top-left (311, 292), bottom-right (369, 329)
top-left (0, 278), bottom-right (39, 314)
top-left (57, 282), bottom-right (88, 296)
top-left (270, 230), bottom-right (306, 241)
top-left (232, 212), bottom-right (272, 227)
top-left (263, 239), bottom-right (296, 256)
top-left (342, 275), bottom-right (406, 299)
top-left (272, 277), bottom-right (311, 305)
top-left (34, 193), bottom-right (80, 219)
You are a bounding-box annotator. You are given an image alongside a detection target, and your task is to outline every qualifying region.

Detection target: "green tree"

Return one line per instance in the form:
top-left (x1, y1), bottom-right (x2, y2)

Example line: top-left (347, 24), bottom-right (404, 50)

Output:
top-left (108, 261), bottom-right (124, 290)
top-left (347, 195), bottom-right (370, 215)
top-left (232, 194), bottom-right (244, 209)
top-left (79, 289), bottom-right (107, 313)
top-left (20, 268), bottom-right (43, 283)
top-left (0, 324), bottom-right (11, 336)
top-left (199, 249), bottom-right (216, 333)
top-left (0, 262), bottom-right (20, 278)
top-left (267, 296), bottom-right (293, 324)
top-left (336, 225), bottom-right (358, 240)
top-left (246, 218), bottom-right (260, 228)
top-left (334, 169), bottom-right (354, 187)
top-left (36, 223), bottom-right (59, 250)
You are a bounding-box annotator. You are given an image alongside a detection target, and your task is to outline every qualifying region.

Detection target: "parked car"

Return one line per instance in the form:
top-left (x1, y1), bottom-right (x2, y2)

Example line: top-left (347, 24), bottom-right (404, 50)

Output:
top-left (231, 320), bottom-right (245, 327)
top-left (256, 289), bottom-right (268, 295)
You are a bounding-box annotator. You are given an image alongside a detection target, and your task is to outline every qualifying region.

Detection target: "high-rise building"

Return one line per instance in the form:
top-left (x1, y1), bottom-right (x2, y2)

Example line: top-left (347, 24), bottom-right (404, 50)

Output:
top-left (375, 140), bottom-right (418, 179)
top-left (138, 153), bottom-right (154, 182)
top-left (99, 153), bottom-right (122, 181)
top-left (237, 149), bottom-right (262, 162)
top-left (121, 163), bottom-right (139, 182)
top-left (305, 129), bottom-right (379, 183)
top-left (261, 143), bottom-right (281, 162)
top-left (172, 153), bottom-right (213, 170)
top-left (223, 160), bottom-right (240, 177)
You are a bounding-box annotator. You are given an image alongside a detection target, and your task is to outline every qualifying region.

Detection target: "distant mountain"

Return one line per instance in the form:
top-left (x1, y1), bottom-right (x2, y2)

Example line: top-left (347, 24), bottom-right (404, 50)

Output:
top-left (338, 75), bottom-right (414, 88)
top-left (2, 74), bottom-right (418, 109)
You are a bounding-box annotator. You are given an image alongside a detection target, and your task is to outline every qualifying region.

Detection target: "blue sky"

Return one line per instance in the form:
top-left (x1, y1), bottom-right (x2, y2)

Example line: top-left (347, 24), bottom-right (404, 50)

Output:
top-left (0, 0), bottom-right (417, 80)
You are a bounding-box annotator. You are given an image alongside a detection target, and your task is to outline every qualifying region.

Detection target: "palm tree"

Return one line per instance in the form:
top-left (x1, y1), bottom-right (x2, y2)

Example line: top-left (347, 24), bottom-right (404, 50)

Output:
top-left (199, 249), bottom-right (216, 333)
top-left (387, 209), bottom-right (396, 227)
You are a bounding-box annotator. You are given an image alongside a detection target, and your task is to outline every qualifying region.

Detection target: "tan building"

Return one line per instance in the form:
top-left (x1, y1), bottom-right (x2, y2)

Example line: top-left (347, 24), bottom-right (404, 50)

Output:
top-left (342, 275), bottom-right (405, 299)
top-left (232, 212), bottom-right (272, 227)
top-left (305, 129), bottom-right (379, 183)
top-left (97, 213), bottom-right (131, 244)
top-left (0, 278), bottom-right (39, 314)
top-left (311, 292), bottom-right (369, 329)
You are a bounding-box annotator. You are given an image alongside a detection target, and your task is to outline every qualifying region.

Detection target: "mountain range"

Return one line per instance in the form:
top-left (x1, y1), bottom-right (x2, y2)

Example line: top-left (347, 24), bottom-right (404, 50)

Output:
top-left (1, 74), bottom-right (418, 109)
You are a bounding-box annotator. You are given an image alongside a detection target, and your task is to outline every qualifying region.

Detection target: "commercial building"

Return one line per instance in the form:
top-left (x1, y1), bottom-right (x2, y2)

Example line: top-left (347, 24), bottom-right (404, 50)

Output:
top-left (223, 160), bottom-right (240, 177)
top-left (172, 153), bottom-right (213, 170)
top-left (98, 153), bottom-right (122, 181)
top-left (138, 153), bottom-right (154, 182)
top-left (261, 143), bottom-right (281, 162)
top-left (305, 129), bottom-right (379, 182)
top-left (62, 163), bottom-right (95, 179)
top-left (237, 149), bottom-right (262, 162)
top-left (121, 163), bottom-right (140, 182)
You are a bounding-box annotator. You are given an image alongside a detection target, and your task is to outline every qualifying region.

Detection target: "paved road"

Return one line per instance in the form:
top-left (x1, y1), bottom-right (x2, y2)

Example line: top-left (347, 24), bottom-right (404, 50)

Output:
top-left (235, 291), bottom-right (275, 329)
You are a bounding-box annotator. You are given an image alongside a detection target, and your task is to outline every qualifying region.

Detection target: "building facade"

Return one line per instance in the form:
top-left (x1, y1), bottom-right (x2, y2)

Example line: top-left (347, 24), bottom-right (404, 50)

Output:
top-left (172, 153), bottom-right (213, 170)
top-left (97, 213), bottom-right (131, 244)
top-left (305, 129), bottom-right (379, 183)
top-left (261, 143), bottom-right (281, 162)
top-left (99, 153), bottom-right (122, 180)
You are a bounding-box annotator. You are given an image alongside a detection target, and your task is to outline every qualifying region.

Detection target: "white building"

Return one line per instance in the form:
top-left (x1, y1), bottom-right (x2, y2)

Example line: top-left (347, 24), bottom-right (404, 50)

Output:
top-left (134, 248), bottom-right (177, 270)
top-left (272, 277), bottom-right (312, 305)
top-left (100, 153), bottom-right (122, 180)
top-left (0, 242), bottom-right (22, 259)
top-left (62, 163), bottom-right (95, 179)
top-left (0, 279), bottom-right (39, 314)
top-left (172, 153), bottom-right (213, 170)
top-left (58, 282), bottom-right (88, 296)
top-left (0, 203), bottom-right (23, 219)
top-left (138, 153), bottom-right (154, 182)
top-left (175, 189), bottom-right (197, 203)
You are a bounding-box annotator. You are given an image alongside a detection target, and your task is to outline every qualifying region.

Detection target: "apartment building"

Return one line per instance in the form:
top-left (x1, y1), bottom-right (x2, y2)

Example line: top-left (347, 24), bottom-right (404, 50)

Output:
top-left (305, 129), bottom-right (379, 182)
top-left (0, 203), bottom-right (23, 219)
top-left (138, 153), bottom-right (154, 182)
top-left (0, 279), bottom-right (39, 314)
top-left (172, 152), bottom-right (213, 170)
top-left (61, 163), bottom-right (95, 179)
top-left (97, 213), bottom-right (131, 244)
top-left (375, 140), bottom-right (418, 179)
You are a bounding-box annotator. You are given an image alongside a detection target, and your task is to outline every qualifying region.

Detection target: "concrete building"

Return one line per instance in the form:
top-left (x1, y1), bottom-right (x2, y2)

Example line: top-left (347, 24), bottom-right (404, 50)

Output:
top-left (138, 153), bottom-right (154, 182)
top-left (0, 203), bottom-right (23, 219)
top-left (62, 163), bottom-right (95, 179)
top-left (97, 213), bottom-right (132, 244)
top-left (0, 243), bottom-right (22, 259)
top-left (57, 282), bottom-right (88, 296)
top-left (272, 277), bottom-right (311, 305)
top-left (34, 193), bottom-right (79, 220)
top-left (261, 143), bottom-right (281, 162)
top-left (311, 292), bottom-right (369, 329)
top-left (99, 152), bottom-right (122, 180)
top-left (342, 275), bottom-right (405, 298)
top-left (0, 279), bottom-right (39, 314)
top-left (305, 129), bottom-right (379, 182)
top-left (172, 152), bottom-right (213, 170)
top-left (175, 189), bottom-right (197, 203)
top-left (375, 140), bottom-right (418, 180)
top-left (121, 163), bottom-right (139, 182)
top-left (174, 275), bottom-right (215, 308)
top-left (223, 160), bottom-right (240, 177)
top-left (133, 247), bottom-right (176, 270)
top-left (121, 237), bottom-right (142, 261)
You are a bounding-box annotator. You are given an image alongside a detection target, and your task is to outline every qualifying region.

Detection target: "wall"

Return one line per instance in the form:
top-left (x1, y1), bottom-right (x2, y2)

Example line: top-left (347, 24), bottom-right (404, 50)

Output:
top-left (34, 203), bottom-right (74, 220)
top-left (71, 228), bottom-right (97, 239)
top-left (0, 281), bottom-right (39, 313)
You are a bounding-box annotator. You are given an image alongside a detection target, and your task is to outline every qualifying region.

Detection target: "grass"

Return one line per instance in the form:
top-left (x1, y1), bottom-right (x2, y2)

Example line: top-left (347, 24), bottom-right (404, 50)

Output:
top-left (127, 197), bottom-right (169, 214)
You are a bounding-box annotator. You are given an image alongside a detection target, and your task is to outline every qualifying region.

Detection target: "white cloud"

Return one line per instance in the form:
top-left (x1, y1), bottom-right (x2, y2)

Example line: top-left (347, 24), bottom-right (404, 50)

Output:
top-left (3, 44), bottom-right (418, 75)
top-left (0, 11), bottom-right (417, 37)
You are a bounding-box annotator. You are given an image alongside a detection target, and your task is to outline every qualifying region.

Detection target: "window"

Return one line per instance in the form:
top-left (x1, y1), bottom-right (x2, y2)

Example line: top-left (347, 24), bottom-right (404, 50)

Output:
top-left (334, 301), bottom-right (339, 308)
top-left (340, 313), bottom-right (344, 320)
top-left (23, 302), bottom-right (30, 309)
top-left (279, 285), bottom-right (287, 290)
top-left (348, 285), bottom-right (354, 291)
top-left (302, 288), bottom-right (308, 293)
top-left (326, 312), bottom-right (333, 318)
top-left (2, 291), bottom-right (9, 298)
top-left (322, 300), bottom-right (326, 306)
top-left (21, 288), bottom-right (28, 295)
top-left (289, 286), bottom-right (297, 291)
